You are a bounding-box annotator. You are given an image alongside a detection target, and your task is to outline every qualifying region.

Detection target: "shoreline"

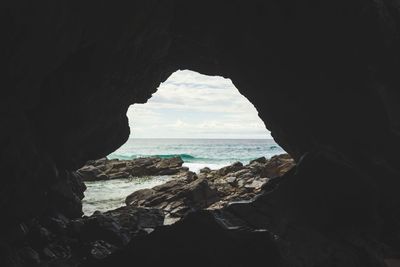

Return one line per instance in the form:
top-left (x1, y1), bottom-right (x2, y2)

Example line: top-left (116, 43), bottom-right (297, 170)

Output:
top-left (79, 154), bottom-right (294, 217)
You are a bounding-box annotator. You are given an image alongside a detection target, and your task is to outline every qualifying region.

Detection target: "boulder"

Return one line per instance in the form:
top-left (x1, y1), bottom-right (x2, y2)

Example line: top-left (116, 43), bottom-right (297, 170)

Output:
top-left (249, 156), bottom-right (267, 164)
top-left (125, 178), bottom-right (220, 219)
top-left (125, 189), bottom-right (155, 207)
top-left (216, 162), bottom-right (244, 177)
top-left (199, 167), bottom-right (211, 173)
top-left (226, 176), bottom-right (237, 185)
top-left (260, 154), bottom-right (294, 178)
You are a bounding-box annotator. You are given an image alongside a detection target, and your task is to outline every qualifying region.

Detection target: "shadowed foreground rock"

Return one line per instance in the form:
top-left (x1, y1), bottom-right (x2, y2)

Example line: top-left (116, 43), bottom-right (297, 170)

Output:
top-left (1, 155), bottom-right (292, 266)
top-left (89, 150), bottom-right (390, 267)
top-left (2, 207), bottom-right (165, 266)
top-left (91, 211), bottom-right (283, 267)
top-left (1, 1), bottom-right (400, 266)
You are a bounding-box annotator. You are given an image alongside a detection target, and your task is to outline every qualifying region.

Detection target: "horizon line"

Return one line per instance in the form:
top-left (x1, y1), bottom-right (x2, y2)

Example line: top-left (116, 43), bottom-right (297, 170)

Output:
top-left (128, 137), bottom-right (274, 140)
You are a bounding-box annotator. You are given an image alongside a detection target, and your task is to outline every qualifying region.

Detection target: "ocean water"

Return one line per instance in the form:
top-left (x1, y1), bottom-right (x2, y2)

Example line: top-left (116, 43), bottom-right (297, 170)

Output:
top-left (109, 138), bottom-right (284, 172)
top-left (82, 138), bottom-right (285, 215)
top-left (83, 176), bottom-right (172, 216)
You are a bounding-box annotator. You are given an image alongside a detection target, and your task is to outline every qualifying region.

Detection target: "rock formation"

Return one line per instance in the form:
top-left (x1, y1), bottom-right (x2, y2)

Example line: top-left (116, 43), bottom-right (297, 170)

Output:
top-left (1, 1), bottom-right (400, 266)
top-left (77, 156), bottom-right (184, 181)
top-left (125, 154), bottom-right (294, 222)
top-left (1, 206), bottom-right (164, 266)
top-left (1, 155), bottom-right (292, 266)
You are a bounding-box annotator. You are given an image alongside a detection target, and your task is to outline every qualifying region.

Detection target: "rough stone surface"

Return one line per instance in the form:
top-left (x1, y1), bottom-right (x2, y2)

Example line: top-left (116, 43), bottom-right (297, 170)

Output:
top-left (77, 156), bottom-right (184, 181)
top-left (126, 178), bottom-right (220, 220)
top-left (125, 154), bottom-right (294, 221)
top-left (93, 211), bottom-right (282, 267)
top-left (1, 1), bottom-right (400, 266)
top-left (1, 207), bottom-right (164, 266)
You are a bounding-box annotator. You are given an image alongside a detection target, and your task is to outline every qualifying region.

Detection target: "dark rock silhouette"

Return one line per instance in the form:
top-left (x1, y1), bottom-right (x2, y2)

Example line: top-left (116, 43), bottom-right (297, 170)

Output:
top-left (1, 1), bottom-right (400, 266)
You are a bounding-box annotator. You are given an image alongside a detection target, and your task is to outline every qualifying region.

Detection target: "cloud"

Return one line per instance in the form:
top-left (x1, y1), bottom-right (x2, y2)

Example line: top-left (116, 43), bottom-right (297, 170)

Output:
top-left (128, 70), bottom-right (271, 139)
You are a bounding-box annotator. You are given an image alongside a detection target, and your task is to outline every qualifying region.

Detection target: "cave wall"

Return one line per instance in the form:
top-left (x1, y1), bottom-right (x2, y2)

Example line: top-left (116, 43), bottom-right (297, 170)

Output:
top-left (1, 0), bottom-right (400, 266)
top-left (1, 1), bottom-right (177, 225)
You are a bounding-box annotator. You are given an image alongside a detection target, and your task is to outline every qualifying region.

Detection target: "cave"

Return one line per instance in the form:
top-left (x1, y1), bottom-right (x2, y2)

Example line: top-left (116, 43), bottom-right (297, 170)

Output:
top-left (82, 69), bottom-right (277, 216)
top-left (1, 1), bottom-right (400, 266)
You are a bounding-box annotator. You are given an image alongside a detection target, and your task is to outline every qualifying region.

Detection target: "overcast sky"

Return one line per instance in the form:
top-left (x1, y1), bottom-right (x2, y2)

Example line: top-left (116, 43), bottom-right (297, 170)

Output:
top-left (127, 70), bottom-right (271, 139)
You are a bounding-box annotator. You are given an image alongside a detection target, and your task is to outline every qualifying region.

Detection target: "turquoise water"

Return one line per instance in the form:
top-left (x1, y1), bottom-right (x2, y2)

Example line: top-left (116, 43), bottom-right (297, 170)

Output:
top-left (109, 138), bottom-right (285, 172)
top-left (83, 138), bottom-right (285, 215)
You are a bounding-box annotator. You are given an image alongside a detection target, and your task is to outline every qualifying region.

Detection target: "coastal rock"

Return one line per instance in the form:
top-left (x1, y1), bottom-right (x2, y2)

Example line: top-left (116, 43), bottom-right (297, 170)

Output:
top-left (2, 2), bottom-right (400, 266)
top-left (125, 154), bottom-right (294, 220)
top-left (226, 176), bottom-right (237, 185)
top-left (125, 177), bottom-right (220, 219)
top-left (217, 162), bottom-right (244, 177)
top-left (249, 156), bottom-right (267, 164)
top-left (1, 155), bottom-right (293, 265)
top-left (260, 154), bottom-right (294, 178)
top-left (14, 207), bottom-right (165, 266)
top-left (72, 206), bottom-right (164, 253)
top-left (80, 214), bottom-right (130, 246)
top-left (103, 206), bottom-right (164, 232)
top-left (77, 156), bottom-right (184, 181)
top-left (199, 167), bottom-right (211, 173)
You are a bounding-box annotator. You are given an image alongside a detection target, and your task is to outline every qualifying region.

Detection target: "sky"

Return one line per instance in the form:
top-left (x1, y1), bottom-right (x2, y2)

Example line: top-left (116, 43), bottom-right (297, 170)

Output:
top-left (127, 70), bottom-right (271, 139)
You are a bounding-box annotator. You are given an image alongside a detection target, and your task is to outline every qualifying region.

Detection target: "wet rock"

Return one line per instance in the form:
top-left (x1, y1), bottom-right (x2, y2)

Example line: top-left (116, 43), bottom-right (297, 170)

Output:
top-left (260, 154), bottom-right (294, 178)
top-left (77, 156), bottom-right (184, 181)
top-left (125, 189), bottom-right (155, 206)
top-left (125, 154), bottom-right (294, 221)
top-left (217, 162), bottom-right (244, 177)
top-left (155, 157), bottom-right (183, 169)
top-left (107, 171), bottom-right (130, 180)
top-left (250, 156), bottom-right (267, 164)
top-left (237, 179), bottom-right (246, 188)
top-left (232, 168), bottom-right (251, 177)
top-left (226, 176), bottom-right (237, 185)
top-left (199, 167), bottom-right (211, 173)
top-left (244, 179), bottom-right (265, 190)
top-left (126, 178), bottom-right (220, 219)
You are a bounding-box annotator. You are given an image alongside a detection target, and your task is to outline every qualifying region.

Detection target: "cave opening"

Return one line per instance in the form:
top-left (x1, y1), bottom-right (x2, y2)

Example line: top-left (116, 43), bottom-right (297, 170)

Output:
top-left (79, 70), bottom-right (291, 219)
top-left (2, 2), bottom-right (400, 266)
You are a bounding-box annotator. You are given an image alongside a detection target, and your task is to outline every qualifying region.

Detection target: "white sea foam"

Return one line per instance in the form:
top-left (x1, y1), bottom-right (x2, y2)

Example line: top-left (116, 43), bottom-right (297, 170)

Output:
top-left (82, 176), bottom-right (172, 216)
top-left (183, 162), bottom-right (231, 173)
top-left (82, 138), bottom-right (285, 215)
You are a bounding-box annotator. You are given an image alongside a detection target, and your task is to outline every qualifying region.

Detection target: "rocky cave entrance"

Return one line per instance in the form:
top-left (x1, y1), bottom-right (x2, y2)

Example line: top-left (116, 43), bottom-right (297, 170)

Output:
top-left (79, 70), bottom-right (291, 222)
top-left (3, 2), bottom-right (400, 266)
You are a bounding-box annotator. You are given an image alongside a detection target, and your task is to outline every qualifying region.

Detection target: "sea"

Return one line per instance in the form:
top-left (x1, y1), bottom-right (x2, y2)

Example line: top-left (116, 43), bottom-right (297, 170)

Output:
top-left (82, 138), bottom-right (284, 215)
